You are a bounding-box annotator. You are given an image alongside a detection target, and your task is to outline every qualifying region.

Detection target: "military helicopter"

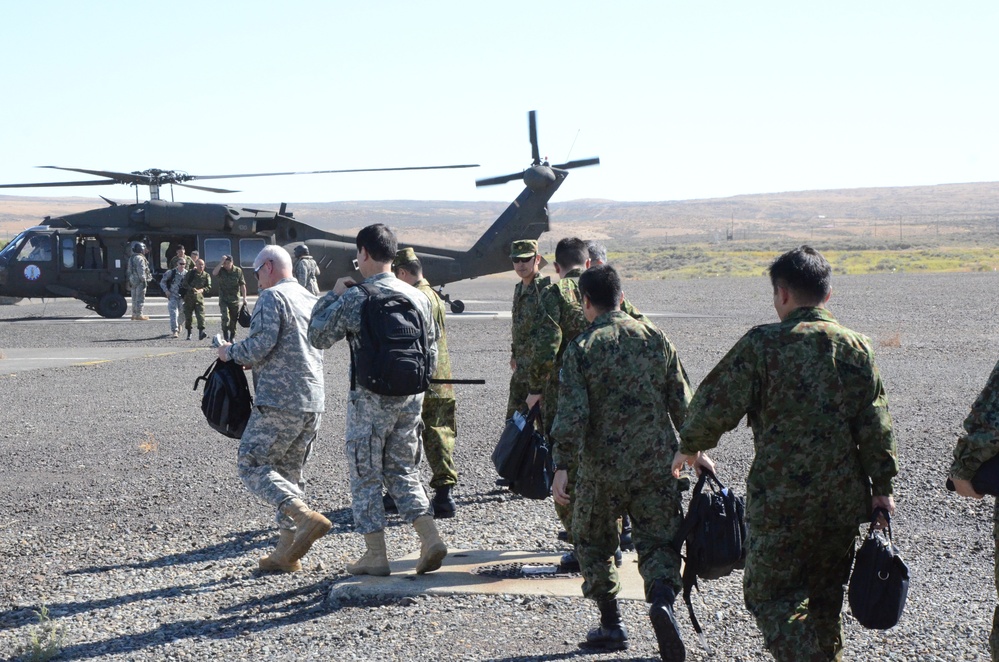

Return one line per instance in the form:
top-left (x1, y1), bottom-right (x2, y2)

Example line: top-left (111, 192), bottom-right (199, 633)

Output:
top-left (0, 111), bottom-right (598, 317)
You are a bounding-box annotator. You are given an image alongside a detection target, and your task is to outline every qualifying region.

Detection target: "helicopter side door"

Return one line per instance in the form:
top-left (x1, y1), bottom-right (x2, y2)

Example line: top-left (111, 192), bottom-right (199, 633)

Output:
top-left (6, 231), bottom-right (56, 298)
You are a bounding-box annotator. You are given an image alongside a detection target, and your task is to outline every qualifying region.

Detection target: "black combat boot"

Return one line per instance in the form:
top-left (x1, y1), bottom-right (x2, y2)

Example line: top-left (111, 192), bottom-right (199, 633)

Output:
top-left (186, 328), bottom-right (192, 340)
top-left (431, 485), bottom-right (456, 519)
top-left (620, 514), bottom-right (635, 552)
top-left (649, 580), bottom-right (685, 661)
top-left (198, 329), bottom-right (207, 340)
top-left (583, 598), bottom-right (629, 651)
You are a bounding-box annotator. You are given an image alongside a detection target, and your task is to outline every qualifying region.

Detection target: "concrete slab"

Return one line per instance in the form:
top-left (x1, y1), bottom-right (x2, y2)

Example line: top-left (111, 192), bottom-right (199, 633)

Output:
top-left (328, 548), bottom-right (647, 602)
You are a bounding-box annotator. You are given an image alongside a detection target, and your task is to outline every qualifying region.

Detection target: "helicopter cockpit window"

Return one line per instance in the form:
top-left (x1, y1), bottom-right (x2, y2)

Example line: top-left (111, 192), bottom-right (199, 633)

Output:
top-left (61, 237), bottom-right (75, 269)
top-left (239, 239), bottom-right (267, 268)
top-left (204, 239), bottom-right (232, 267)
top-left (17, 235), bottom-right (53, 262)
top-left (0, 232), bottom-right (27, 260)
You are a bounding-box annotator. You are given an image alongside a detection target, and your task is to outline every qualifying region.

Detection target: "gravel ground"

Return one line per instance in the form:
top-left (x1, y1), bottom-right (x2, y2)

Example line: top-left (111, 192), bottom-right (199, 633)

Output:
top-left (1, 271), bottom-right (998, 661)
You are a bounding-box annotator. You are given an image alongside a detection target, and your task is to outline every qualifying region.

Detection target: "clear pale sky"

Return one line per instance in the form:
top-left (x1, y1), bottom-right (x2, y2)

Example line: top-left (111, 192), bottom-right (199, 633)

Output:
top-left (0, 1), bottom-right (995, 204)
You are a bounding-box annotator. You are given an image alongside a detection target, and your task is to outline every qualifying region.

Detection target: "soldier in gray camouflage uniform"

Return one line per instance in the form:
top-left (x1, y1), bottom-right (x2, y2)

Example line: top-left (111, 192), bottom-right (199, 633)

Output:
top-left (309, 223), bottom-right (447, 577)
top-left (950, 362), bottom-right (999, 661)
top-left (293, 244), bottom-right (321, 295)
top-left (128, 242), bottom-right (152, 320)
top-left (216, 245), bottom-right (330, 573)
top-left (159, 258), bottom-right (187, 338)
top-left (673, 246), bottom-right (899, 662)
top-left (551, 265), bottom-right (700, 659)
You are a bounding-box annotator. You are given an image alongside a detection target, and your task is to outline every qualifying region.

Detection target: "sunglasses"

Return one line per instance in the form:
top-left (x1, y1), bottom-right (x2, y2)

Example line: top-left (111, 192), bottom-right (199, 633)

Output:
top-left (253, 260), bottom-right (272, 278)
top-left (511, 256), bottom-right (535, 264)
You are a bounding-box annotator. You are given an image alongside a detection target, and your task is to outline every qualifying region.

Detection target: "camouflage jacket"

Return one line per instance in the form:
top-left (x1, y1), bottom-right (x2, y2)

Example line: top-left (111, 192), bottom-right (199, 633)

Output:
top-left (679, 306), bottom-right (899, 529)
top-left (511, 273), bottom-right (552, 392)
top-left (620, 297), bottom-right (650, 325)
top-left (127, 254), bottom-right (151, 287)
top-left (216, 266), bottom-right (245, 303)
top-left (532, 268), bottom-right (589, 392)
top-left (159, 267), bottom-right (186, 299)
top-left (294, 256), bottom-right (321, 295)
top-left (182, 270), bottom-right (211, 302)
top-left (415, 278), bottom-right (454, 400)
top-left (951, 358), bottom-right (999, 481)
top-left (226, 278), bottom-right (324, 412)
top-left (308, 271), bottom-right (438, 391)
top-left (550, 310), bottom-right (692, 479)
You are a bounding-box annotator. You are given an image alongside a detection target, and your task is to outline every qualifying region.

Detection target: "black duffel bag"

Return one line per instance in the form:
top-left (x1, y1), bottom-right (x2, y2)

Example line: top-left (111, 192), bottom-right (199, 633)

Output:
top-left (193, 359), bottom-right (253, 439)
top-left (848, 508), bottom-right (910, 630)
top-left (491, 404), bottom-right (553, 499)
top-left (237, 302), bottom-right (252, 328)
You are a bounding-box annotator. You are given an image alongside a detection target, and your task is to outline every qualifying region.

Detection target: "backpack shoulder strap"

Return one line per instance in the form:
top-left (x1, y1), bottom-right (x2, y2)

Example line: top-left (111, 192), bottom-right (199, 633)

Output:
top-left (193, 359), bottom-right (219, 391)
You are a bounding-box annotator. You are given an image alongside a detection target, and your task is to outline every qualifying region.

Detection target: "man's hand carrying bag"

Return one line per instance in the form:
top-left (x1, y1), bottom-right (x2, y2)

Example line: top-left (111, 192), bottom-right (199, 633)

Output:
top-left (848, 507), bottom-right (910, 630)
top-left (491, 404), bottom-right (554, 499)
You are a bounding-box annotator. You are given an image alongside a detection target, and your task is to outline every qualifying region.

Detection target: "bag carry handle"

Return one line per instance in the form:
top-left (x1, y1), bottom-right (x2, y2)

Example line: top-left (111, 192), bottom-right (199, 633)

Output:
top-left (868, 506), bottom-right (892, 539)
top-left (193, 359), bottom-right (219, 391)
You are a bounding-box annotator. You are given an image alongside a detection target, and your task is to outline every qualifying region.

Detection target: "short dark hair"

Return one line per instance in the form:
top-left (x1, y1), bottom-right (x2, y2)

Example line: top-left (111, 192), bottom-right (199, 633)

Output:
top-left (395, 258), bottom-right (423, 278)
top-left (356, 224), bottom-right (398, 263)
top-left (768, 245), bottom-right (831, 304)
top-left (586, 240), bottom-right (607, 264)
top-left (578, 265), bottom-right (622, 313)
top-left (555, 237), bottom-right (588, 269)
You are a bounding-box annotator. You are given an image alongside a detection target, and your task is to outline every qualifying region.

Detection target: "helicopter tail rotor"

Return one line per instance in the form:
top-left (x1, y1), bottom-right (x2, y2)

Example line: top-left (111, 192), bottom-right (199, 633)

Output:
top-left (475, 110), bottom-right (600, 188)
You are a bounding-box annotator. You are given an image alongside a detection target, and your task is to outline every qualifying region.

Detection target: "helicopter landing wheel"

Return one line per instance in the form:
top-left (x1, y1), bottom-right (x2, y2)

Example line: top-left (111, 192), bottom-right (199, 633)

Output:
top-left (450, 299), bottom-right (465, 314)
top-left (97, 291), bottom-right (127, 318)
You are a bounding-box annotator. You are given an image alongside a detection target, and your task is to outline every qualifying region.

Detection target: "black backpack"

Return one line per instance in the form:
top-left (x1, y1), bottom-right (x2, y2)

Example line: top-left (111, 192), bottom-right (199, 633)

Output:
top-left (349, 282), bottom-right (432, 396)
top-left (193, 359), bottom-right (253, 439)
top-left (672, 470), bottom-right (748, 639)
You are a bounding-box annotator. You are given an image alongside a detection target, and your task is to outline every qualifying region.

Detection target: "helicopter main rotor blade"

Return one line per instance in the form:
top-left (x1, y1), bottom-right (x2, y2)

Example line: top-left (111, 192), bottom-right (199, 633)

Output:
top-left (550, 157), bottom-right (601, 170)
top-left (174, 181), bottom-right (240, 194)
top-left (529, 110), bottom-right (540, 166)
top-left (475, 172), bottom-right (525, 187)
top-left (39, 166), bottom-right (149, 184)
top-left (0, 179), bottom-right (118, 189)
top-left (190, 164), bottom-right (479, 181)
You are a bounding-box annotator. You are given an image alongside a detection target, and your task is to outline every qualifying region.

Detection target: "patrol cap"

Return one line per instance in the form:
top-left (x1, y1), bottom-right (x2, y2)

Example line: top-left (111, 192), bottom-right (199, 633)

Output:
top-left (510, 239), bottom-right (538, 259)
top-left (393, 247), bottom-right (418, 268)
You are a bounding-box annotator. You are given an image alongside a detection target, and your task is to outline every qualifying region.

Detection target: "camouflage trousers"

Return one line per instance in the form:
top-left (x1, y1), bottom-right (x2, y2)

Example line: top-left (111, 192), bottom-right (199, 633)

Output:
top-left (166, 296), bottom-right (182, 333)
top-left (572, 473), bottom-right (683, 602)
top-left (237, 405), bottom-right (322, 530)
top-left (219, 298), bottom-right (240, 339)
top-left (744, 524), bottom-right (856, 662)
top-left (130, 283), bottom-right (146, 316)
top-left (346, 388), bottom-right (432, 534)
top-left (184, 296), bottom-right (205, 330)
top-left (506, 366), bottom-right (530, 420)
top-left (422, 394), bottom-right (458, 489)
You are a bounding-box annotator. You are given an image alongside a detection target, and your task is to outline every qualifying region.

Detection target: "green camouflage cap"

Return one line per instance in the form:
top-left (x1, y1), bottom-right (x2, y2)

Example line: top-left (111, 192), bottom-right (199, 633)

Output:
top-left (393, 247), bottom-right (418, 268)
top-left (510, 239), bottom-right (538, 258)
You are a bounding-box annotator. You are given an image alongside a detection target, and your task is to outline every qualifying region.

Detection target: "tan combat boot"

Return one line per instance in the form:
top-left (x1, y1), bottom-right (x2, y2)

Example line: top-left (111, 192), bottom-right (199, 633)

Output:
top-left (281, 498), bottom-right (332, 563)
top-left (413, 515), bottom-right (448, 574)
top-left (258, 528), bottom-right (302, 573)
top-left (137, 315), bottom-right (150, 321)
top-left (345, 531), bottom-right (391, 576)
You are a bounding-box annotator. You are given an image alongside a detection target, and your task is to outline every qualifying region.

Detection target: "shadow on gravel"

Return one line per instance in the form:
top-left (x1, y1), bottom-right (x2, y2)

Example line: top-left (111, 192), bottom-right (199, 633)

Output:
top-left (24, 580), bottom-right (336, 660)
top-left (64, 527), bottom-right (273, 575)
top-left (92, 335), bottom-right (175, 343)
top-left (482, 652), bottom-right (661, 662)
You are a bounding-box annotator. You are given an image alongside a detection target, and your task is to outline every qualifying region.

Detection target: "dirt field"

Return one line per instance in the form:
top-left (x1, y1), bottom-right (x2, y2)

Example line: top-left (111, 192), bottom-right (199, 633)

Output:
top-left (0, 271), bottom-right (997, 660)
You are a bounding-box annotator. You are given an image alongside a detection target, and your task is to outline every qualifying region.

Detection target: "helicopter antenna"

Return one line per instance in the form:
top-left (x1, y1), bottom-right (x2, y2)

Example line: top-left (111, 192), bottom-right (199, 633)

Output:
top-left (565, 129), bottom-right (581, 163)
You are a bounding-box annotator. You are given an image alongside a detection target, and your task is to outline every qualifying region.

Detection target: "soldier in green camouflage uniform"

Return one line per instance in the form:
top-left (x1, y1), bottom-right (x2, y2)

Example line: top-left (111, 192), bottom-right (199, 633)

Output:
top-left (393, 247), bottom-right (459, 518)
top-left (216, 245), bottom-right (330, 573)
top-left (950, 361), bottom-right (999, 661)
top-left (182, 259), bottom-right (212, 340)
top-left (551, 265), bottom-right (699, 658)
top-left (586, 240), bottom-right (649, 324)
top-left (507, 239), bottom-right (551, 420)
top-left (213, 255), bottom-right (247, 342)
top-left (673, 246), bottom-right (899, 662)
top-left (532, 238), bottom-right (590, 562)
